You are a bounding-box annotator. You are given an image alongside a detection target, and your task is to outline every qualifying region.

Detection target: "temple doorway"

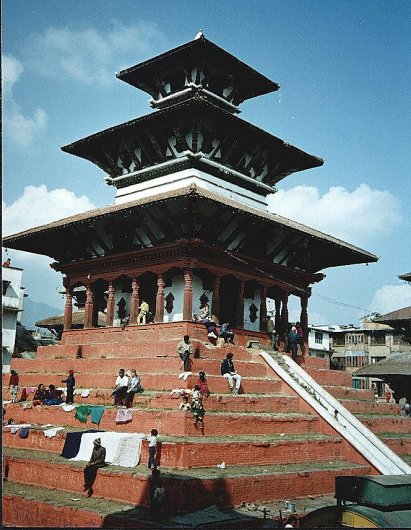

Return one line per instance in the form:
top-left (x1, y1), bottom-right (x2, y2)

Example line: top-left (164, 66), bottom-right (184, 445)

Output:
top-left (139, 272), bottom-right (157, 319)
top-left (219, 275), bottom-right (240, 327)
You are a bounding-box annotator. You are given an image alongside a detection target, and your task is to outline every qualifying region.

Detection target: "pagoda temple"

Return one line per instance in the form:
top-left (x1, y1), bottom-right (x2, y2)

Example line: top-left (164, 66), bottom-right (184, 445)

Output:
top-left (3, 34), bottom-right (377, 341)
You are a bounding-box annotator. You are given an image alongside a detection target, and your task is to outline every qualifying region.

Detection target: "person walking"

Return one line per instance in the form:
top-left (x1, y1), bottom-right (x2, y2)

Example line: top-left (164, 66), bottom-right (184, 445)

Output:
top-left (221, 352), bottom-right (242, 394)
top-left (61, 370), bottom-right (75, 404)
top-left (83, 438), bottom-right (106, 497)
top-left (176, 335), bottom-right (193, 372)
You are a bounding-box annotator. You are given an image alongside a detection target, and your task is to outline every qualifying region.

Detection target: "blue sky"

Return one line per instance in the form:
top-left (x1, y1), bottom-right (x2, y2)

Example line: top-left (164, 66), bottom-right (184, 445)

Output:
top-left (3, 0), bottom-right (411, 327)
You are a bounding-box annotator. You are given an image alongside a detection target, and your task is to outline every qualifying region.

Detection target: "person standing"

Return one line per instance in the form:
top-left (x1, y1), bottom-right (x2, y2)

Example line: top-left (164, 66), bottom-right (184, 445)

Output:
top-left (295, 322), bottom-right (304, 354)
top-left (191, 385), bottom-right (206, 428)
top-left (221, 352), bottom-right (242, 394)
top-left (176, 335), bottom-right (193, 372)
top-left (147, 429), bottom-right (159, 470)
top-left (61, 370), bottom-right (75, 404)
top-left (137, 300), bottom-right (149, 324)
top-left (287, 326), bottom-right (299, 362)
top-left (111, 368), bottom-right (129, 407)
top-left (83, 438), bottom-right (106, 497)
top-left (266, 317), bottom-right (277, 349)
top-left (9, 370), bottom-right (19, 403)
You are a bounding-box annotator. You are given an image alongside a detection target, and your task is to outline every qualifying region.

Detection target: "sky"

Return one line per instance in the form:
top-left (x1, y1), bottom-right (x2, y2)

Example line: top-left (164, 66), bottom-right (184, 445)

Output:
top-left (2, 0), bottom-right (411, 328)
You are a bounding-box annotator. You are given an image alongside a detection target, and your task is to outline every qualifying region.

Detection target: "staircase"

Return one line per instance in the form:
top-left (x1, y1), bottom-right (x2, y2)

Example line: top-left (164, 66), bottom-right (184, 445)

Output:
top-left (3, 322), bottom-right (410, 527)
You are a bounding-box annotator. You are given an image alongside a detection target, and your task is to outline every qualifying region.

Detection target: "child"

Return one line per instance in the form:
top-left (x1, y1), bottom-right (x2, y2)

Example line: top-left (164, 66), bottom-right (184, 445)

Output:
top-left (146, 429), bottom-right (159, 470)
top-left (179, 395), bottom-right (192, 412)
top-left (191, 385), bottom-right (205, 428)
top-left (9, 370), bottom-right (19, 403)
top-left (61, 370), bottom-right (75, 404)
top-left (197, 371), bottom-right (210, 397)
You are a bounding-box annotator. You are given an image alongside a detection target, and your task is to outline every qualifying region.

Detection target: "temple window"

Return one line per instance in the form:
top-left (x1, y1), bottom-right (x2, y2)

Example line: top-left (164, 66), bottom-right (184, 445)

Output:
top-left (165, 292), bottom-right (175, 314)
top-left (249, 303), bottom-right (258, 323)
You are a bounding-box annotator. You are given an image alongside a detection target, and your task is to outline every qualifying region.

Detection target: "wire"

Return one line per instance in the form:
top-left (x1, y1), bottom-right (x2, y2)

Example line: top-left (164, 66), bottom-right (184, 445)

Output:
top-left (312, 293), bottom-right (372, 313)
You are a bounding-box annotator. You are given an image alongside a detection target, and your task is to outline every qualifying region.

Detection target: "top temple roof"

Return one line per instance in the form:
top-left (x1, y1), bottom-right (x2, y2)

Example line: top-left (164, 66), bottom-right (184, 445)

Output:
top-left (116, 35), bottom-right (279, 111)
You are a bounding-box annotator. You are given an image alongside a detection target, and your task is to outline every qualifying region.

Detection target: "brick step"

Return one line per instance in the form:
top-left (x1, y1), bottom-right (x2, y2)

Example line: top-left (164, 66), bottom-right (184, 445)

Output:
top-left (379, 434), bottom-right (411, 456)
top-left (323, 385), bottom-right (375, 400)
top-left (3, 428), bottom-right (346, 468)
top-left (358, 414), bottom-right (411, 433)
top-left (6, 356), bottom-right (270, 378)
top-left (3, 373), bottom-right (284, 395)
top-left (305, 368), bottom-right (353, 387)
top-left (340, 399), bottom-right (400, 415)
top-left (3, 447), bottom-right (371, 510)
top-left (3, 405), bottom-right (321, 436)
top-left (36, 342), bottom-right (259, 362)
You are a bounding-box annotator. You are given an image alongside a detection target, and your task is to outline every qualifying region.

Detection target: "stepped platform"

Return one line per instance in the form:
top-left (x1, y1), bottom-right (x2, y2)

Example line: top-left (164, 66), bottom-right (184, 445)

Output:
top-left (3, 322), bottom-right (408, 527)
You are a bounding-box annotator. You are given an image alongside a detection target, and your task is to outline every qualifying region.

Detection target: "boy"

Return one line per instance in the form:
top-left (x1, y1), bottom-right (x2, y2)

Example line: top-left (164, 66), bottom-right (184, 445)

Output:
top-left (146, 428), bottom-right (159, 469)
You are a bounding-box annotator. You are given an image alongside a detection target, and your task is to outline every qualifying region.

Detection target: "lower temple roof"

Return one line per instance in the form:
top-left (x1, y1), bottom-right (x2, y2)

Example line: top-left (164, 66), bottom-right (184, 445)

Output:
top-left (3, 184), bottom-right (377, 273)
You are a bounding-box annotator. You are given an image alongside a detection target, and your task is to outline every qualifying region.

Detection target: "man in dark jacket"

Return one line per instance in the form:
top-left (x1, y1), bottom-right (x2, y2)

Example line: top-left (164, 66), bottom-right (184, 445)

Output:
top-left (83, 438), bottom-right (106, 497)
top-left (221, 352), bottom-right (242, 394)
top-left (287, 327), bottom-right (299, 362)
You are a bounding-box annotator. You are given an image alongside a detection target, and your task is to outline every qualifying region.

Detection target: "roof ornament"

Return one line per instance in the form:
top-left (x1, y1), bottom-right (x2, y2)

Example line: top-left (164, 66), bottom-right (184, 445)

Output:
top-left (194, 29), bottom-right (204, 40)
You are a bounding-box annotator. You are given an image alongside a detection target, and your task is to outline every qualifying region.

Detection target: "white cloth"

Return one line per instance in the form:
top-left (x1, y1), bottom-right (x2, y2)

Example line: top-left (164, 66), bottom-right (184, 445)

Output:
top-left (44, 426), bottom-right (65, 438)
top-left (80, 389), bottom-right (90, 397)
top-left (178, 372), bottom-right (192, 381)
top-left (60, 404), bottom-right (76, 412)
top-left (70, 432), bottom-right (134, 463)
top-left (6, 423), bottom-right (31, 434)
top-left (111, 434), bottom-right (144, 467)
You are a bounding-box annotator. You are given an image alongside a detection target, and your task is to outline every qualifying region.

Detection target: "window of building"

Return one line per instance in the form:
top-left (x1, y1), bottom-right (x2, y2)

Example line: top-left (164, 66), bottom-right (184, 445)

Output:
top-left (315, 332), bottom-right (323, 344)
top-left (332, 335), bottom-right (345, 346)
top-left (346, 333), bottom-right (364, 344)
top-left (370, 333), bottom-right (385, 345)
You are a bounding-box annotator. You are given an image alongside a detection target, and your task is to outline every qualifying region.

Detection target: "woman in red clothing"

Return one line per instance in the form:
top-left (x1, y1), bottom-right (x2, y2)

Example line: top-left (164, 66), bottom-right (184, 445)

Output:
top-left (197, 371), bottom-right (210, 397)
top-left (9, 370), bottom-right (19, 403)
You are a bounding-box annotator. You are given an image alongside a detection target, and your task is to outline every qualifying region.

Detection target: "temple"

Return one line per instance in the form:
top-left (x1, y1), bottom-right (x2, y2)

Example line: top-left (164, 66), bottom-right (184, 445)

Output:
top-left (3, 34), bottom-right (377, 342)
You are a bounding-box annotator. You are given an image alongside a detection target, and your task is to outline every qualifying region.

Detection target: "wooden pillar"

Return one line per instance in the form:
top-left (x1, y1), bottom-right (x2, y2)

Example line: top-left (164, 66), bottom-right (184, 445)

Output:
top-left (281, 291), bottom-right (289, 333)
top-left (63, 287), bottom-right (73, 331)
top-left (92, 286), bottom-right (100, 328)
top-left (155, 273), bottom-right (165, 323)
top-left (106, 281), bottom-right (115, 327)
top-left (259, 286), bottom-right (267, 331)
top-left (183, 269), bottom-right (193, 321)
top-left (84, 283), bottom-right (94, 329)
top-left (274, 297), bottom-right (281, 333)
top-left (212, 275), bottom-right (221, 322)
top-left (130, 277), bottom-right (140, 324)
top-left (236, 281), bottom-right (245, 328)
top-left (300, 293), bottom-right (309, 355)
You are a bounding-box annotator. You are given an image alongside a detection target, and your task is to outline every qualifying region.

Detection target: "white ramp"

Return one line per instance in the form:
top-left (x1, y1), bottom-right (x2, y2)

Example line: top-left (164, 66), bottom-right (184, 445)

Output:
top-left (259, 350), bottom-right (411, 475)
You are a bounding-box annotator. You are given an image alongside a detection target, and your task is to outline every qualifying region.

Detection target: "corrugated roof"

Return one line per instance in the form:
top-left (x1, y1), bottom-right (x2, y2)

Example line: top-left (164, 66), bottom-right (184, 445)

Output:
top-left (373, 306), bottom-right (411, 323)
top-left (353, 352), bottom-right (411, 377)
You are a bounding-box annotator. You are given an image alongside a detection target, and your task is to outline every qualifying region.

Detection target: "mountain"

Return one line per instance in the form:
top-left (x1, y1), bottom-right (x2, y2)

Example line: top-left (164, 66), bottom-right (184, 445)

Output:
top-left (21, 298), bottom-right (64, 330)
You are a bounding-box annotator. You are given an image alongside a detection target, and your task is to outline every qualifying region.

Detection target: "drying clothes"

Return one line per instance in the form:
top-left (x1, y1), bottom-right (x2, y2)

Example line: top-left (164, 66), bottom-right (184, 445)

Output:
top-left (71, 432), bottom-right (133, 463)
top-left (80, 389), bottom-right (90, 398)
top-left (75, 405), bottom-right (91, 423)
top-left (6, 423), bottom-right (31, 434)
top-left (44, 427), bottom-right (65, 438)
top-left (21, 402), bottom-right (32, 410)
top-left (111, 434), bottom-right (144, 467)
top-left (61, 404), bottom-right (76, 412)
top-left (60, 429), bottom-right (102, 459)
top-left (115, 408), bottom-right (133, 423)
top-left (178, 372), bottom-right (192, 381)
top-left (90, 406), bottom-right (105, 425)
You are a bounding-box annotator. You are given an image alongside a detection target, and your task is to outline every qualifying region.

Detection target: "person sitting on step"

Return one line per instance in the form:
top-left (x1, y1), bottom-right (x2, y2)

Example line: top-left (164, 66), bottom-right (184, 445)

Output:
top-left (32, 383), bottom-right (48, 406)
top-left (218, 322), bottom-right (234, 345)
top-left (124, 369), bottom-right (142, 408)
top-left (221, 352), bottom-right (242, 395)
top-left (111, 368), bottom-right (129, 407)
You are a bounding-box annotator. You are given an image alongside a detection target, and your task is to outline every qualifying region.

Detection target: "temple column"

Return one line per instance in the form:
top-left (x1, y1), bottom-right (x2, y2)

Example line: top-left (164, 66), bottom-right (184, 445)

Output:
top-left (236, 281), bottom-right (245, 328)
top-left (84, 283), bottom-right (94, 329)
top-left (259, 286), bottom-right (267, 331)
top-left (155, 273), bottom-right (165, 323)
top-left (278, 291), bottom-right (289, 351)
top-left (63, 286), bottom-right (73, 331)
top-left (300, 293), bottom-right (309, 355)
top-left (212, 275), bottom-right (221, 323)
top-left (106, 281), bottom-right (115, 327)
top-left (130, 277), bottom-right (140, 324)
top-left (183, 269), bottom-right (193, 321)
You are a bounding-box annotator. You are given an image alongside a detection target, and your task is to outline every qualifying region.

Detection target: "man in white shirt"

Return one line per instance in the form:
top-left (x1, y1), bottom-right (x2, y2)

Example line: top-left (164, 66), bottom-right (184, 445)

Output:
top-left (111, 368), bottom-right (129, 407)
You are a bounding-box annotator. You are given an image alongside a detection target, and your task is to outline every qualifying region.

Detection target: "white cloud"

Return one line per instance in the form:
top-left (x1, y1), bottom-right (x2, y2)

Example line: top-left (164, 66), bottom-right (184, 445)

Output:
top-left (370, 284), bottom-right (411, 314)
top-left (267, 183), bottom-right (402, 246)
top-left (2, 54), bottom-right (48, 147)
top-left (26, 21), bottom-right (163, 86)
top-left (3, 184), bottom-right (96, 236)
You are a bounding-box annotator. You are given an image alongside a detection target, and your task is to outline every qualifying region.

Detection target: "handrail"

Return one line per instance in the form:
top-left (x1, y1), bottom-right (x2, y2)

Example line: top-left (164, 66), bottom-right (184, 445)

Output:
top-left (258, 350), bottom-right (411, 475)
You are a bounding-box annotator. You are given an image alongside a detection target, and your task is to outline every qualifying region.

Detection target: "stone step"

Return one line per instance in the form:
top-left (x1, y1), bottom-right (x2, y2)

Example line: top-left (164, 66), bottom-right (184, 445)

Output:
top-left (305, 368), bottom-right (353, 387)
top-left (5, 356), bottom-right (270, 378)
top-left (3, 405), bottom-right (321, 436)
top-left (3, 373), bottom-right (284, 395)
top-left (3, 428), bottom-right (347, 468)
top-left (357, 414), bottom-right (411, 433)
top-left (3, 447), bottom-right (372, 510)
top-left (340, 399), bottom-right (400, 415)
top-left (323, 385), bottom-right (375, 401)
top-left (378, 433), bottom-right (411, 456)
